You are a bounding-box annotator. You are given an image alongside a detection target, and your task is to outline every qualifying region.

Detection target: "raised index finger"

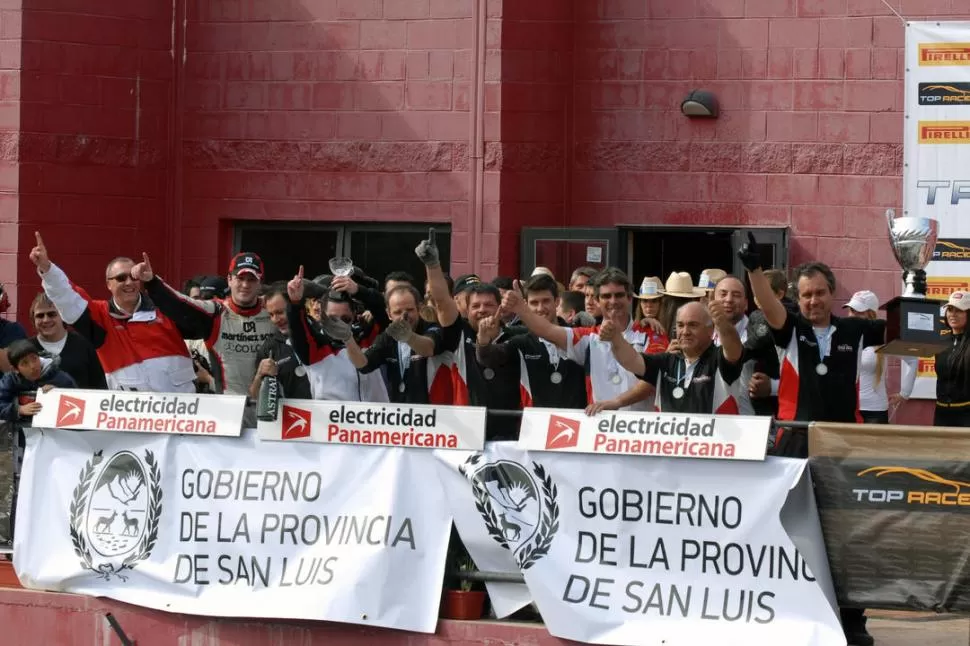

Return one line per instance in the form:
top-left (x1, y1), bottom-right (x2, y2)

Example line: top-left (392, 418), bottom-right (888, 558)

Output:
top-left (747, 231), bottom-right (757, 246)
top-left (428, 227), bottom-right (436, 246)
top-left (34, 231), bottom-right (44, 247)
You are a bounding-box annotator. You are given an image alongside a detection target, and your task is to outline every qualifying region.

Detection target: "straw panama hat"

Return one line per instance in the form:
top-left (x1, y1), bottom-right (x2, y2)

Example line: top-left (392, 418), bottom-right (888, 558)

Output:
top-left (698, 268), bottom-right (728, 291)
top-left (664, 272), bottom-right (707, 298)
top-left (635, 276), bottom-right (664, 300)
top-left (531, 266), bottom-right (554, 278)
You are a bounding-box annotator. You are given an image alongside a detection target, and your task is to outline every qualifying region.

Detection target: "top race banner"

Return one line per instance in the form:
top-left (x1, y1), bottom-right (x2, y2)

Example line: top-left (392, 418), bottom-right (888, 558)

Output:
top-left (256, 399), bottom-right (486, 450)
top-left (14, 428), bottom-right (452, 633)
top-left (439, 444), bottom-right (844, 646)
top-left (30, 388), bottom-right (246, 437)
top-left (518, 407), bottom-right (770, 461)
top-left (810, 422), bottom-right (970, 611)
top-left (905, 22), bottom-right (970, 398)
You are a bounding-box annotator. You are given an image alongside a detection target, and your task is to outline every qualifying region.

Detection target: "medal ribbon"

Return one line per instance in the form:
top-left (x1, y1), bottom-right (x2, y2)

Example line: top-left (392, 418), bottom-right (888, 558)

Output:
top-left (813, 326), bottom-right (834, 364)
top-left (397, 341), bottom-right (412, 380)
top-left (539, 338), bottom-right (562, 371)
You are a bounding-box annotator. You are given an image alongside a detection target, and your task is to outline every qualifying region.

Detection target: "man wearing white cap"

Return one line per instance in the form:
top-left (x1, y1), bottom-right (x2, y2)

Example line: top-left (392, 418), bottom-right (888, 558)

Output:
top-left (842, 290), bottom-right (916, 424)
top-left (934, 290), bottom-right (970, 427)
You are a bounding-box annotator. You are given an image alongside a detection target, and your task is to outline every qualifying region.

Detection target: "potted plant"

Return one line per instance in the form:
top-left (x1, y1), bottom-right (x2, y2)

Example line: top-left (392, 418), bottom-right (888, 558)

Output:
top-left (441, 548), bottom-right (486, 620)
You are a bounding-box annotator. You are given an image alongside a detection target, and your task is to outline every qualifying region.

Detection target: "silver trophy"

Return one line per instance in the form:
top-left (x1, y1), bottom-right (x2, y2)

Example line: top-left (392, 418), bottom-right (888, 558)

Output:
top-left (887, 208), bottom-right (937, 297)
top-left (879, 208), bottom-right (947, 356)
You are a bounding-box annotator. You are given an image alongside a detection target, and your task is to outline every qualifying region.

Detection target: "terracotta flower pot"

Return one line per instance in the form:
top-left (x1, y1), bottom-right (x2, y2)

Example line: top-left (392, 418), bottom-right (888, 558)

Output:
top-left (0, 561), bottom-right (22, 588)
top-left (441, 589), bottom-right (486, 620)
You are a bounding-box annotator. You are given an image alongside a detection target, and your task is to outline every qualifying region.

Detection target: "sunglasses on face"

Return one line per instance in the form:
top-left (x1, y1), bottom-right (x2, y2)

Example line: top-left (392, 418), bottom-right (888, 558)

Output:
top-left (34, 311), bottom-right (58, 319)
top-left (108, 273), bottom-right (139, 284)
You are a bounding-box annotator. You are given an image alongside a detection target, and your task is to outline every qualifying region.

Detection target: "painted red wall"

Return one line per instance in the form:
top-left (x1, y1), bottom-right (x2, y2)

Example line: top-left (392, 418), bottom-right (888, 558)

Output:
top-left (180, 0), bottom-right (481, 279)
top-left (13, 0), bottom-right (174, 319)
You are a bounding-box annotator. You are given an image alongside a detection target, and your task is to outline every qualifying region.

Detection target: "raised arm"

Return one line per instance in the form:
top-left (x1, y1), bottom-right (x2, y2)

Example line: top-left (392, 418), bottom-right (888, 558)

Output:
top-left (738, 233), bottom-right (787, 330)
top-left (475, 315), bottom-right (515, 368)
top-left (501, 284), bottom-right (568, 350)
top-left (331, 275), bottom-right (390, 331)
top-left (416, 228), bottom-right (459, 327)
top-left (384, 316), bottom-right (437, 358)
top-left (710, 301), bottom-right (742, 363)
top-left (285, 266), bottom-right (353, 365)
top-left (600, 320), bottom-right (646, 376)
top-left (132, 253), bottom-right (218, 341)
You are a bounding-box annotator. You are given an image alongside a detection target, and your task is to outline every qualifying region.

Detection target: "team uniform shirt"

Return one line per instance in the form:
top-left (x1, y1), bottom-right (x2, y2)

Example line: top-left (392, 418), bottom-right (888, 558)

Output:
top-left (771, 310), bottom-right (885, 424)
top-left (254, 330), bottom-right (312, 401)
top-left (443, 318), bottom-right (523, 440)
top-left (287, 301), bottom-right (388, 403)
top-left (564, 320), bottom-right (668, 411)
top-left (40, 263), bottom-right (195, 393)
top-left (713, 314), bottom-right (757, 415)
top-left (144, 278), bottom-right (276, 396)
top-left (478, 328), bottom-right (586, 410)
top-left (639, 344), bottom-right (744, 414)
top-left (359, 320), bottom-right (453, 405)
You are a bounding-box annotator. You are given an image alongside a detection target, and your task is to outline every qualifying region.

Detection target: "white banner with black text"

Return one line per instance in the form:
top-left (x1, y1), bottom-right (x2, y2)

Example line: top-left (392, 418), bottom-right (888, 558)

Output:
top-left (439, 444), bottom-right (845, 646)
top-left (14, 428), bottom-right (451, 633)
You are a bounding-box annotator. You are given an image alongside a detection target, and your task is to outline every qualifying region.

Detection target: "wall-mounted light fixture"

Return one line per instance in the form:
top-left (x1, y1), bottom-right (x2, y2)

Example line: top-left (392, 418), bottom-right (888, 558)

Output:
top-left (680, 89), bottom-right (719, 118)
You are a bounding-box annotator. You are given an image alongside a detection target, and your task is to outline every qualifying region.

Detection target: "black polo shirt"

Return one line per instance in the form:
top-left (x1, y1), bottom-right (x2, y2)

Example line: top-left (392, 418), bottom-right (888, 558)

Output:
top-left (478, 329), bottom-right (587, 409)
top-left (359, 320), bottom-right (450, 405)
top-left (639, 343), bottom-right (744, 414)
top-left (771, 310), bottom-right (885, 424)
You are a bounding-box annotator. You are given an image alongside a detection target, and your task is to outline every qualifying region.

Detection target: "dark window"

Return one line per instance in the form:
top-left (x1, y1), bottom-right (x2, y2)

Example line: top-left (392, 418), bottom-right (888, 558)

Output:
top-left (347, 228), bottom-right (450, 289)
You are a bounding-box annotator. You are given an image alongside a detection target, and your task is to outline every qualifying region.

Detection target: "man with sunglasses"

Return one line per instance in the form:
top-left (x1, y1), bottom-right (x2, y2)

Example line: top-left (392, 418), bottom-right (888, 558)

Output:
top-left (29, 232), bottom-right (196, 392)
top-left (129, 252), bottom-right (276, 398)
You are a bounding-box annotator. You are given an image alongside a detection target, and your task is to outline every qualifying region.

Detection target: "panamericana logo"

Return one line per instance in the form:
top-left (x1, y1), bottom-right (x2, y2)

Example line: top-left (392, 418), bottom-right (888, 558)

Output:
top-left (934, 239), bottom-right (970, 261)
top-left (919, 83), bottom-right (970, 105)
top-left (920, 43), bottom-right (970, 66)
top-left (854, 465), bottom-right (970, 506)
top-left (919, 121), bottom-right (970, 143)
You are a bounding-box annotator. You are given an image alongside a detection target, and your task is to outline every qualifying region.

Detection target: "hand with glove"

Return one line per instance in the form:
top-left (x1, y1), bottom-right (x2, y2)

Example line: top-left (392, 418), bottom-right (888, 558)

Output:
top-left (415, 227), bottom-right (440, 268)
top-left (320, 316), bottom-right (353, 343)
top-left (386, 317), bottom-right (414, 343)
top-left (737, 231), bottom-right (762, 273)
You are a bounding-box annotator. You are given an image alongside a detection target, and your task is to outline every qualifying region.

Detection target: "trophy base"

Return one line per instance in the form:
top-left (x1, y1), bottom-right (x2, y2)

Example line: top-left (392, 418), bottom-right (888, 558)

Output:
top-left (877, 295), bottom-right (948, 357)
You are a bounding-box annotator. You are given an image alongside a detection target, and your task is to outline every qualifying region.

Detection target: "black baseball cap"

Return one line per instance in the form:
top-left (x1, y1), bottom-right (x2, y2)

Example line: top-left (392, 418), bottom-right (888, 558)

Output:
top-left (199, 276), bottom-right (229, 300)
top-left (228, 252), bottom-right (264, 280)
top-left (453, 274), bottom-right (481, 295)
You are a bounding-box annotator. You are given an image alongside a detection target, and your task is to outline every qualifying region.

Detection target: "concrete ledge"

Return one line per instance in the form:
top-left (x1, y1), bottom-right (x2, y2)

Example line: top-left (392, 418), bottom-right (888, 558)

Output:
top-left (0, 588), bottom-right (581, 646)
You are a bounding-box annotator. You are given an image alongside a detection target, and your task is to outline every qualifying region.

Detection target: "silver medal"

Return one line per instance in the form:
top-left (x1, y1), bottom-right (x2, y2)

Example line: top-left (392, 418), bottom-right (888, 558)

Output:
top-left (672, 386), bottom-right (685, 400)
top-left (483, 368), bottom-right (495, 380)
top-left (610, 374), bottom-right (622, 384)
top-left (550, 371), bottom-right (563, 384)
top-left (816, 364), bottom-right (828, 376)
top-left (294, 365), bottom-right (307, 378)
top-left (398, 382), bottom-right (406, 393)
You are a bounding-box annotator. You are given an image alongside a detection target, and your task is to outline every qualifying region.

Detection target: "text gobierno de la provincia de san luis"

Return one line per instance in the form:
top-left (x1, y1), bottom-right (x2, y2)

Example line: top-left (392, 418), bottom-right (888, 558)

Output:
top-left (563, 487), bottom-right (817, 624)
top-left (173, 469), bottom-right (417, 588)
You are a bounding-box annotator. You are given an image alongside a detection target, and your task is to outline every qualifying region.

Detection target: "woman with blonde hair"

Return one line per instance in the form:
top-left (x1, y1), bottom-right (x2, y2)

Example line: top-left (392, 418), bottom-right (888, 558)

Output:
top-left (843, 291), bottom-right (915, 423)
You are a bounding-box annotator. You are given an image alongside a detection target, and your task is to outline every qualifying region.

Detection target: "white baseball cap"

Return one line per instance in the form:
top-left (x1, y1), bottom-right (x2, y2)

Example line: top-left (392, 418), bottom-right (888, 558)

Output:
top-left (843, 290), bottom-right (879, 313)
top-left (947, 291), bottom-right (970, 311)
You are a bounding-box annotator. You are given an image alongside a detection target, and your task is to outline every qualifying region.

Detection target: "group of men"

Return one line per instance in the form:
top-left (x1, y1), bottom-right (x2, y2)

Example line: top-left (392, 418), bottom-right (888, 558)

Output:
top-left (0, 229), bottom-right (892, 645)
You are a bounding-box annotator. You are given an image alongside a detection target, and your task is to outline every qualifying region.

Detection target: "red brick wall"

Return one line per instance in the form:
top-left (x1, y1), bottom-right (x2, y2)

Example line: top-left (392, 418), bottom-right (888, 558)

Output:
top-left (571, 0), bottom-right (969, 303)
top-left (181, 0), bottom-right (478, 278)
top-left (0, 1), bottom-right (17, 318)
top-left (13, 0), bottom-right (174, 315)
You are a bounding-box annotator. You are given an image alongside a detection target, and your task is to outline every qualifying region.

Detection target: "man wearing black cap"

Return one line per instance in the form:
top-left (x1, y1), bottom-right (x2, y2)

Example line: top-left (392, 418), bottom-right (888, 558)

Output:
top-left (131, 252), bottom-right (276, 397)
top-left (452, 274), bottom-right (481, 320)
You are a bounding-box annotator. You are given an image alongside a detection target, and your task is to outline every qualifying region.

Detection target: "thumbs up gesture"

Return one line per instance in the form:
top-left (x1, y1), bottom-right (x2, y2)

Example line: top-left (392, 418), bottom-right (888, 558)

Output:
top-left (29, 231), bottom-right (51, 273)
top-left (501, 280), bottom-right (525, 314)
top-left (287, 265), bottom-right (305, 302)
top-left (130, 253), bottom-right (154, 282)
top-left (737, 231), bottom-right (762, 272)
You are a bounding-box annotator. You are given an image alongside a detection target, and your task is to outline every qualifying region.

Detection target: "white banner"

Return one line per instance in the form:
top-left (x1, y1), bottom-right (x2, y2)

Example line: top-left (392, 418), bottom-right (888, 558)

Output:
top-left (518, 407), bottom-right (769, 460)
top-left (904, 22), bottom-right (970, 398)
top-left (440, 444), bottom-right (844, 646)
top-left (14, 428), bottom-right (451, 633)
top-left (256, 399), bottom-right (486, 450)
top-left (30, 388), bottom-right (245, 436)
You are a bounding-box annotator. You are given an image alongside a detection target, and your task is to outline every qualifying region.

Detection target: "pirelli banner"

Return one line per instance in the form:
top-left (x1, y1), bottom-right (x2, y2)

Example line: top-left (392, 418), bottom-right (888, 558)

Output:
top-left (905, 22), bottom-right (970, 398)
top-left (810, 423), bottom-right (970, 610)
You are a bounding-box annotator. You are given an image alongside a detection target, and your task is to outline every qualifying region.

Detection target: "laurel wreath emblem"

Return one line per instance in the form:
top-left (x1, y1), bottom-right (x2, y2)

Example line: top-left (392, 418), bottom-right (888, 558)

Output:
top-left (69, 450), bottom-right (163, 582)
top-left (460, 455), bottom-right (559, 571)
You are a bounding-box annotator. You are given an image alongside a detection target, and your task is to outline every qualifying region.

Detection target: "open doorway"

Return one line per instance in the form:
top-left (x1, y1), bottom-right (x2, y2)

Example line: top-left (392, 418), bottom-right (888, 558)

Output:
top-left (628, 229), bottom-right (735, 288)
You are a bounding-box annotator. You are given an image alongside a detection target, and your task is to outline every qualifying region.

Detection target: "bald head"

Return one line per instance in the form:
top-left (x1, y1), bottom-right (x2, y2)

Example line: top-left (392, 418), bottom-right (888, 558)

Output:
top-left (713, 275), bottom-right (748, 323)
top-left (675, 301), bottom-right (715, 358)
